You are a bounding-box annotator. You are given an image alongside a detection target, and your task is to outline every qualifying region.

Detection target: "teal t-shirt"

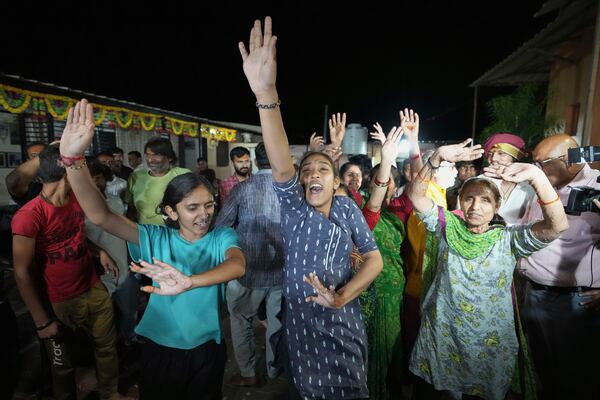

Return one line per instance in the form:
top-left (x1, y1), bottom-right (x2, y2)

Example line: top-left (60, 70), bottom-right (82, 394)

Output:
top-left (128, 224), bottom-right (240, 349)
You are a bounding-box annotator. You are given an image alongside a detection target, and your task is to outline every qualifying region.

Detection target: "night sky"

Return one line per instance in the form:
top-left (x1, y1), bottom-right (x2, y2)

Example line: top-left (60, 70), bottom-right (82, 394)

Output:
top-left (2, 1), bottom-right (552, 143)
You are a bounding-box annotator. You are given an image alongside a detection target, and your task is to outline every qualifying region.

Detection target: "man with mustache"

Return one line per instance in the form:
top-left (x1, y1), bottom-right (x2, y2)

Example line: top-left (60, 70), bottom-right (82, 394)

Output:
top-left (219, 146), bottom-right (252, 204)
top-left (125, 137), bottom-right (190, 224)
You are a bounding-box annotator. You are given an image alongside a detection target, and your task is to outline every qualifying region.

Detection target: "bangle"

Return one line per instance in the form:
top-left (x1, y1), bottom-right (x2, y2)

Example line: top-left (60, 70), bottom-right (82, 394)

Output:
top-left (427, 158), bottom-right (440, 170)
top-left (410, 153), bottom-right (420, 160)
top-left (256, 99), bottom-right (281, 109)
top-left (537, 194), bottom-right (561, 206)
top-left (36, 319), bottom-right (55, 331)
top-left (60, 154), bottom-right (85, 167)
top-left (374, 177), bottom-right (391, 187)
top-left (67, 159), bottom-right (87, 170)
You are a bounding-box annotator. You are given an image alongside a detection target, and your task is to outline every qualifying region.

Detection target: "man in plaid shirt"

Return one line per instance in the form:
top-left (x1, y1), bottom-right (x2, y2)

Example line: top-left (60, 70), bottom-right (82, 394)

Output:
top-left (219, 146), bottom-right (252, 204)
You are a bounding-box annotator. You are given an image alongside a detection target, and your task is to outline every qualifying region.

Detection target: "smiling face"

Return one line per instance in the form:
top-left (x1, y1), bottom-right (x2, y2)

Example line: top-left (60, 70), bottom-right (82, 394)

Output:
top-left (487, 148), bottom-right (515, 167)
top-left (300, 153), bottom-right (340, 215)
top-left (145, 149), bottom-right (171, 176)
top-left (342, 165), bottom-right (362, 192)
top-left (459, 180), bottom-right (500, 231)
top-left (165, 185), bottom-right (215, 241)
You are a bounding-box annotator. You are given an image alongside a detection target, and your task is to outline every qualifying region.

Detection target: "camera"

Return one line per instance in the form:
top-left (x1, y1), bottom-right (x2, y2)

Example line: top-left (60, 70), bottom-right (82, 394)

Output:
top-left (564, 146), bottom-right (600, 215)
top-left (565, 187), bottom-right (600, 215)
top-left (567, 146), bottom-right (600, 164)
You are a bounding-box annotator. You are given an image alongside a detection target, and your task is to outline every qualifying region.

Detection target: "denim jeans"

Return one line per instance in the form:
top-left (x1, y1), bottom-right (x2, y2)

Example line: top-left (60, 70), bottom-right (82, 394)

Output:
top-left (522, 281), bottom-right (600, 399)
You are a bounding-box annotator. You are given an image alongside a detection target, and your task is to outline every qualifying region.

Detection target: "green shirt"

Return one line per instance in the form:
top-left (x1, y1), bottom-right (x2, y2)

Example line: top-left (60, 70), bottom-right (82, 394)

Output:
top-left (126, 167), bottom-right (190, 225)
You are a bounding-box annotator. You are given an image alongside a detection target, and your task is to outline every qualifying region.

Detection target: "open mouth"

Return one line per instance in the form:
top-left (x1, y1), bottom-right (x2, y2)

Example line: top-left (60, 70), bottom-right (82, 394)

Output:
top-left (309, 183), bottom-right (324, 195)
top-left (194, 219), bottom-right (210, 229)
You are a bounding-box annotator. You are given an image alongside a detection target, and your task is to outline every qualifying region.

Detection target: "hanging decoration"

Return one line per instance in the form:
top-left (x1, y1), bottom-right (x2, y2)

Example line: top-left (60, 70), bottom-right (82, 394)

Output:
top-left (0, 83), bottom-right (237, 142)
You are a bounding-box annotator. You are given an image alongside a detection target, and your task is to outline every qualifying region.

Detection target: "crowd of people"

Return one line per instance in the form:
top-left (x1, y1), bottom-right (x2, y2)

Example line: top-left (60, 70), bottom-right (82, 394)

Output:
top-left (4, 16), bottom-right (600, 400)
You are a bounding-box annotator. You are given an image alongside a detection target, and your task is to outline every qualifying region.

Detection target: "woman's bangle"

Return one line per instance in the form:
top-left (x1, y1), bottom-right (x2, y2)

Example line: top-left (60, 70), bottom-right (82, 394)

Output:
top-left (427, 158), bottom-right (440, 170)
top-left (256, 99), bottom-right (281, 109)
top-left (36, 319), bottom-right (55, 331)
top-left (537, 194), bottom-right (561, 206)
top-left (373, 177), bottom-right (391, 187)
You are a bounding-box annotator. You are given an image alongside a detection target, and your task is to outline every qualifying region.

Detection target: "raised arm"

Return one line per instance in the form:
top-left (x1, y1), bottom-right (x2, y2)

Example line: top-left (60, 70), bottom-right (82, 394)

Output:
top-left (59, 100), bottom-right (138, 244)
top-left (400, 108), bottom-right (423, 178)
top-left (239, 17), bottom-right (294, 182)
top-left (484, 163), bottom-right (569, 241)
top-left (365, 126), bottom-right (403, 213)
top-left (408, 139), bottom-right (483, 213)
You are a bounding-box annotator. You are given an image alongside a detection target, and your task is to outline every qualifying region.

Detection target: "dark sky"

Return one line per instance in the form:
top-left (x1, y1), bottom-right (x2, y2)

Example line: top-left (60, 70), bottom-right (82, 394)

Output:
top-left (2, 1), bottom-right (552, 143)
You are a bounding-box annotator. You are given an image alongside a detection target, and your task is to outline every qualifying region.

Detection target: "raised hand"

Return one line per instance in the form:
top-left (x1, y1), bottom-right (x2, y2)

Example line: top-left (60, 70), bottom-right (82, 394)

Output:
top-left (309, 132), bottom-right (325, 152)
top-left (238, 17), bottom-right (277, 97)
top-left (399, 108), bottom-right (419, 140)
top-left (303, 272), bottom-right (343, 309)
top-left (435, 139), bottom-right (484, 164)
top-left (380, 126), bottom-right (404, 163)
top-left (328, 112), bottom-right (347, 148)
top-left (370, 122), bottom-right (386, 145)
top-left (483, 162), bottom-right (544, 184)
top-left (59, 99), bottom-right (95, 157)
top-left (130, 258), bottom-right (193, 295)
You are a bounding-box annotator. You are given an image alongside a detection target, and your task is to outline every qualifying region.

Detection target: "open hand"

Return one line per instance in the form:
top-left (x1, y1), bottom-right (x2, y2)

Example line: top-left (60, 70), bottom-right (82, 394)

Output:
top-left (370, 122), bottom-right (386, 145)
top-left (380, 126), bottom-right (404, 164)
top-left (59, 99), bottom-right (95, 157)
top-left (328, 113), bottom-right (347, 148)
top-left (436, 139), bottom-right (484, 164)
top-left (399, 108), bottom-right (419, 141)
top-left (130, 258), bottom-right (193, 295)
top-left (303, 272), bottom-right (344, 309)
top-left (483, 162), bottom-right (543, 184)
top-left (309, 132), bottom-right (325, 152)
top-left (239, 17), bottom-right (277, 97)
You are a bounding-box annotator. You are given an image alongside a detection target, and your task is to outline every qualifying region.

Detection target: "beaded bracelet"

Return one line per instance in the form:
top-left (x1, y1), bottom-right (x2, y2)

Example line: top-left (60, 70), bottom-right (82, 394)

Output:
top-left (256, 99), bottom-right (281, 109)
top-left (537, 194), bottom-right (561, 206)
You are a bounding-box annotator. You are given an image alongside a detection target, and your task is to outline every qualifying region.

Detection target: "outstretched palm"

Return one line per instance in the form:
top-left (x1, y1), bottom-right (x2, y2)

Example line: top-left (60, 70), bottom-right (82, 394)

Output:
top-left (239, 17), bottom-right (278, 96)
top-left (380, 126), bottom-right (404, 163)
top-left (303, 272), bottom-right (342, 309)
top-left (130, 259), bottom-right (193, 296)
top-left (328, 112), bottom-right (347, 148)
top-left (59, 99), bottom-right (96, 157)
top-left (484, 162), bottom-right (542, 184)
top-left (400, 108), bottom-right (419, 141)
top-left (437, 139), bottom-right (484, 163)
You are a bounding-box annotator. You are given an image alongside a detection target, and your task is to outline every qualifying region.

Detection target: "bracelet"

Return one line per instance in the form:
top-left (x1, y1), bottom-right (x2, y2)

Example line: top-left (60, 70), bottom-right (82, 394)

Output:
top-left (410, 153), bottom-right (420, 160)
top-left (60, 154), bottom-right (85, 167)
top-left (36, 319), bottom-right (55, 331)
top-left (256, 99), bottom-right (281, 109)
top-left (67, 159), bottom-right (87, 170)
top-left (427, 158), bottom-right (440, 170)
top-left (373, 177), bottom-right (391, 187)
top-left (537, 194), bottom-right (561, 206)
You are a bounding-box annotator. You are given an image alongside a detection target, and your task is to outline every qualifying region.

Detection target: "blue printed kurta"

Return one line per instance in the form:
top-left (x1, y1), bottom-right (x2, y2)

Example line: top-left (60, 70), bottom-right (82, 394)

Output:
top-left (409, 206), bottom-right (549, 400)
top-left (273, 175), bottom-right (378, 400)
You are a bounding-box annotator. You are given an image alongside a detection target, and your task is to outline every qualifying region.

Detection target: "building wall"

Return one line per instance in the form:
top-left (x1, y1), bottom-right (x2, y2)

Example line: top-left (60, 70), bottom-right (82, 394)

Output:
top-left (546, 26), bottom-right (595, 143)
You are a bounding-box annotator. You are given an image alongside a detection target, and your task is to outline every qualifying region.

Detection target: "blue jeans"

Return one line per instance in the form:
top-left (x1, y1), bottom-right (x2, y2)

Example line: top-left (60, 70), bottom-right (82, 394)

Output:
top-left (522, 281), bottom-right (600, 399)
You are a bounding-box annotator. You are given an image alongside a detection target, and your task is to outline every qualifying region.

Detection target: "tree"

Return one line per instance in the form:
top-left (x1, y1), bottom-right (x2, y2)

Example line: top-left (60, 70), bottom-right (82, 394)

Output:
top-left (479, 84), bottom-right (560, 151)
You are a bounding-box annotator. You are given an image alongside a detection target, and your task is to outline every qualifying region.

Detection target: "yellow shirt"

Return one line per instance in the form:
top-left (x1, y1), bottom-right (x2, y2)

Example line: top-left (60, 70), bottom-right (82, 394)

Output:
top-left (403, 181), bottom-right (447, 298)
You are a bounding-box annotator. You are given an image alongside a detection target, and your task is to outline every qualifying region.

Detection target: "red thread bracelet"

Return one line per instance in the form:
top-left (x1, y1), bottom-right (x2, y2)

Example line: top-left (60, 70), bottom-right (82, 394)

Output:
top-left (410, 153), bottom-right (420, 160)
top-left (61, 155), bottom-right (85, 167)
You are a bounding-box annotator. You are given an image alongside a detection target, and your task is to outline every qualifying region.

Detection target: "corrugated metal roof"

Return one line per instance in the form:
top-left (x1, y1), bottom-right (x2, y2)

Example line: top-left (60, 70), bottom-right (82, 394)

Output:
top-left (470, 0), bottom-right (597, 87)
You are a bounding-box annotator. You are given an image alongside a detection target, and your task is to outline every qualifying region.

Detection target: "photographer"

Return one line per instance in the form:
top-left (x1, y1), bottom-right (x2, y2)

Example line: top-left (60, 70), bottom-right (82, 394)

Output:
top-left (518, 134), bottom-right (600, 399)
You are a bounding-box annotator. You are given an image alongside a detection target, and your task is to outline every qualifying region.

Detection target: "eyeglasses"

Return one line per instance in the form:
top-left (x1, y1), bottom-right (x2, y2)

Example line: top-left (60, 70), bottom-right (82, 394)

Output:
top-left (533, 155), bottom-right (567, 169)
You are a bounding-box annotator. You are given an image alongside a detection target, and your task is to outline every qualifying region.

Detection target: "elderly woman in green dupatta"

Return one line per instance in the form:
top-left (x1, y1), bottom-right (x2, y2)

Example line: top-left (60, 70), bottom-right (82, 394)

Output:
top-left (407, 139), bottom-right (568, 400)
top-left (356, 126), bottom-right (406, 400)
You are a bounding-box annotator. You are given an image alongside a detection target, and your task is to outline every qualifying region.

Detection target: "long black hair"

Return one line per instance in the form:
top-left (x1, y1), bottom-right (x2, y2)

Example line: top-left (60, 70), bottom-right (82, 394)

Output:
top-left (158, 173), bottom-right (215, 229)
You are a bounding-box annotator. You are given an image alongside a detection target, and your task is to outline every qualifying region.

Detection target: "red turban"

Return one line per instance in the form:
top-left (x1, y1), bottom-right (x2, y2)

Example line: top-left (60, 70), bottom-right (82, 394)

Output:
top-left (483, 133), bottom-right (527, 160)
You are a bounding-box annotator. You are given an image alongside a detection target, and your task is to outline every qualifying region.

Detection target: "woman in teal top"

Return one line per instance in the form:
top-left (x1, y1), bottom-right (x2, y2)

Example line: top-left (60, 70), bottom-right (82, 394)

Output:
top-left (59, 99), bottom-right (246, 400)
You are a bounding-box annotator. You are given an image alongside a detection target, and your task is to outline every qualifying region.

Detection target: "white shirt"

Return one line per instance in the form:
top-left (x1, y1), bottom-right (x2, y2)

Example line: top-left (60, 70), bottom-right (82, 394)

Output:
top-left (487, 177), bottom-right (537, 226)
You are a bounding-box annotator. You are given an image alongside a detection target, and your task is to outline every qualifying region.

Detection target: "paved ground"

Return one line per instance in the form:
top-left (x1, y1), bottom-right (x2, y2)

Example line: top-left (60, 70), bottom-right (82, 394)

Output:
top-left (4, 263), bottom-right (288, 400)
